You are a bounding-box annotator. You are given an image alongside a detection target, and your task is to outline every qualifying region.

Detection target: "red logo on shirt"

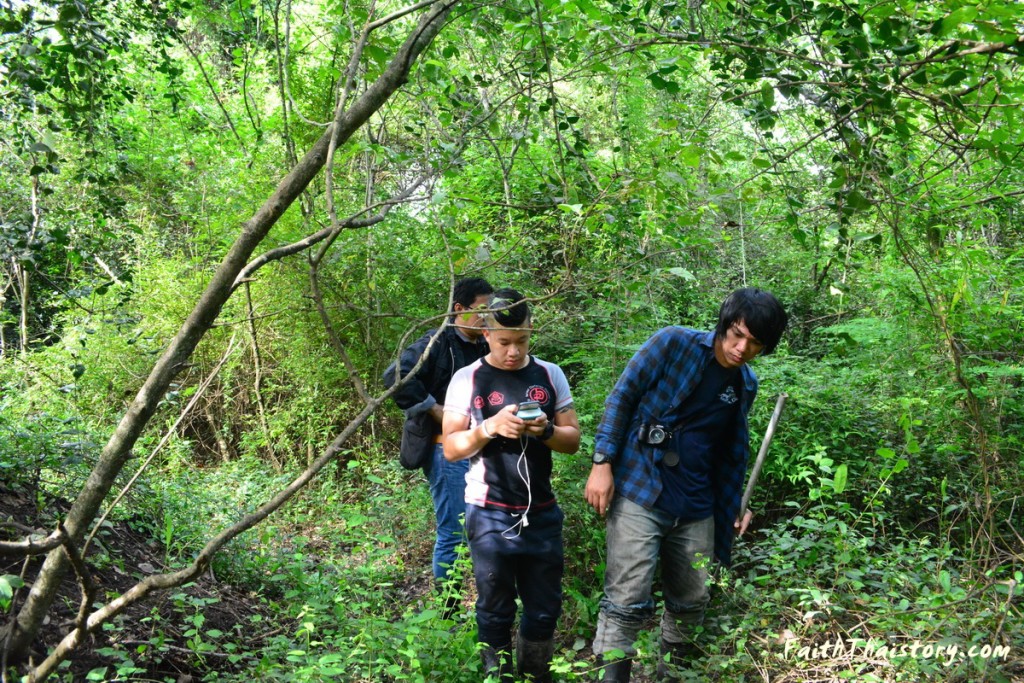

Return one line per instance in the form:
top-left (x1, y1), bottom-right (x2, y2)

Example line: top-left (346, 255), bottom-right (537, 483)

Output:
top-left (487, 391), bottom-right (505, 406)
top-left (474, 396), bottom-right (485, 409)
top-left (526, 386), bottom-right (549, 405)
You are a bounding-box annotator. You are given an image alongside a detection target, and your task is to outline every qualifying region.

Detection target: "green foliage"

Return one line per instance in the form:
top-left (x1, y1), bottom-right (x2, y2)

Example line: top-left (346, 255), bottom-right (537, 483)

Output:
top-left (0, 370), bottom-right (101, 496)
top-left (717, 499), bottom-right (1022, 682)
top-left (0, 574), bottom-right (25, 611)
top-left (3, 0), bottom-right (1024, 679)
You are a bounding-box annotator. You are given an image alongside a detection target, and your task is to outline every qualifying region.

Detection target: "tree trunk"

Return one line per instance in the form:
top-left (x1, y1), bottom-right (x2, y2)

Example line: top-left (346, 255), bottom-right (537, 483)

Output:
top-left (4, 0), bottom-right (457, 664)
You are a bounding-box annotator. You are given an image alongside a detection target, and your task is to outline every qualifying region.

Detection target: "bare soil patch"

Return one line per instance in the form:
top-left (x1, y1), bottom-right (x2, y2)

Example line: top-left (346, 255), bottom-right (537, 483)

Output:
top-left (1, 483), bottom-right (272, 682)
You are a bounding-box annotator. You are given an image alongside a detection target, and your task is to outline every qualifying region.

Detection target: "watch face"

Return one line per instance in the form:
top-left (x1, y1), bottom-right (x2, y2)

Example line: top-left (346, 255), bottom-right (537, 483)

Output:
top-left (593, 452), bottom-right (612, 464)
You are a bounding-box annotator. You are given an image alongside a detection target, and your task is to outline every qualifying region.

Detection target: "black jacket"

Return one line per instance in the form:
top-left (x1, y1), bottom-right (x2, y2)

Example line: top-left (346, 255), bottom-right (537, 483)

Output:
top-left (383, 325), bottom-right (488, 469)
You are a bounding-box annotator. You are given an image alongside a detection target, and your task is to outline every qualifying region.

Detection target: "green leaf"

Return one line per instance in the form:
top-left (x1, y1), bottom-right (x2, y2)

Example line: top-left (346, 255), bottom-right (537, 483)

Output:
top-left (574, 0), bottom-right (606, 20)
top-left (942, 69), bottom-right (969, 88)
top-left (666, 267), bottom-right (695, 281)
top-left (0, 575), bottom-right (25, 600)
top-left (679, 145), bottom-right (701, 167)
top-left (828, 167), bottom-right (846, 188)
top-left (938, 7), bottom-right (978, 36)
top-left (648, 72), bottom-right (669, 90)
top-left (363, 44), bottom-right (389, 64)
top-left (891, 42), bottom-right (920, 56)
top-left (845, 189), bottom-right (871, 210)
top-left (832, 463), bottom-right (847, 494)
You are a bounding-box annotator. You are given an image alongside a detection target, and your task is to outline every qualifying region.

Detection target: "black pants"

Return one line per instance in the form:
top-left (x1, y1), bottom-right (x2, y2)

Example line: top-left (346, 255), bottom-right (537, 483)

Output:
top-left (465, 503), bottom-right (564, 647)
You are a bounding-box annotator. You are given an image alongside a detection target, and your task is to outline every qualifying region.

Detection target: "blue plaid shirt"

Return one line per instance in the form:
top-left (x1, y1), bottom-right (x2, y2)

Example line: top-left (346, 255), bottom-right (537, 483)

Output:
top-left (594, 327), bottom-right (757, 566)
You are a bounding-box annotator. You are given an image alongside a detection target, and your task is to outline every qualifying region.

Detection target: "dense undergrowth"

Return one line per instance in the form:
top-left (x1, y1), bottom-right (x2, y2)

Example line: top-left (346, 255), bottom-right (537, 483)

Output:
top-left (3, 321), bottom-right (1022, 682)
top-left (5, 0), bottom-right (1024, 677)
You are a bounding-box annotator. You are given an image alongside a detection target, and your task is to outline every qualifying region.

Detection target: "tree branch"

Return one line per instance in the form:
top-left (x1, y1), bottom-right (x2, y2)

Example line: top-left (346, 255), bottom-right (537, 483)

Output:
top-left (0, 529), bottom-right (67, 558)
top-left (11, 3), bottom-right (459, 657)
top-left (232, 180), bottom-right (429, 291)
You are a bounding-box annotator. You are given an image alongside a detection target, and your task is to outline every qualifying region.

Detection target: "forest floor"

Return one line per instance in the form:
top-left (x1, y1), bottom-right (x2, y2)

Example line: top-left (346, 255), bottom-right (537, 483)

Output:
top-left (1, 482), bottom-right (275, 682)
top-left (0, 477), bottom-right (774, 683)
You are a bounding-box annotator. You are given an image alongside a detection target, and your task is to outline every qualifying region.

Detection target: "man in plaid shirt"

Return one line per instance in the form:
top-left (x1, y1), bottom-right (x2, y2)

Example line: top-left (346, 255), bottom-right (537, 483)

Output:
top-left (585, 288), bottom-right (788, 682)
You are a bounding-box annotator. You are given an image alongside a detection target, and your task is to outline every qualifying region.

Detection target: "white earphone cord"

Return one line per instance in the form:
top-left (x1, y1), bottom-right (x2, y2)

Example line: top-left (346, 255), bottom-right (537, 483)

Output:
top-left (502, 436), bottom-right (532, 538)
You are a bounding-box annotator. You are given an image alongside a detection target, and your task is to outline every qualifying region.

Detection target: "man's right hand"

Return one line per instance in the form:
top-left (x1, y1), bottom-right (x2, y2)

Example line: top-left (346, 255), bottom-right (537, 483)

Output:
top-left (585, 463), bottom-right (615, 517)
top-left (488, 404), bottom-right (528, 439)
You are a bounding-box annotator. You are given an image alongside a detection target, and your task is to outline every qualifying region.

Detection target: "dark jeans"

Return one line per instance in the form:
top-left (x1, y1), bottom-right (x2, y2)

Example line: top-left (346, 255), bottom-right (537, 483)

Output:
top-left (465, 503), bottom-right (564, 647)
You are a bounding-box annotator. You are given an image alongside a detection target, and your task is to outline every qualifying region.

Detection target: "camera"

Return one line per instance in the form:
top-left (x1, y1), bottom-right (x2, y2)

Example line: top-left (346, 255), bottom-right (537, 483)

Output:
top-left (517, 401), bottom-right (544, 420)
top-left (638, 424), bottom-right (668, 445)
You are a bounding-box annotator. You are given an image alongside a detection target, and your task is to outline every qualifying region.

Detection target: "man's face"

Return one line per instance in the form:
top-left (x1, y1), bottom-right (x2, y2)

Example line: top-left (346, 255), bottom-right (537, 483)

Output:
top-left (483, 324), bottom-right (532, 370)
top-left (454, 294), bottom-right (492, 340)
top-left (714, 319), bottom-right (765, 369)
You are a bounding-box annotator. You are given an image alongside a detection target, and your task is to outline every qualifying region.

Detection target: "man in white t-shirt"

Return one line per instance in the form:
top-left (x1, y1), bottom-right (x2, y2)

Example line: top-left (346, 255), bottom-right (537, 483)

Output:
top-left (443, 288), bottom-right (581, 682)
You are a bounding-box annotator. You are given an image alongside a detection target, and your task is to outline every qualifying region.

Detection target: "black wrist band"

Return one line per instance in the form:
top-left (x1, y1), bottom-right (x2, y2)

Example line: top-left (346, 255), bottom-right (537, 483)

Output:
top-left (540, 421), bottom-right (555, 441)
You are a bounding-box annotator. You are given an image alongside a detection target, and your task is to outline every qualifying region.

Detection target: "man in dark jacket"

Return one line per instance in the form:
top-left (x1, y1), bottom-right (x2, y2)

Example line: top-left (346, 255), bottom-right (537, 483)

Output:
top-left (383, 277), bottom-right (493, 616)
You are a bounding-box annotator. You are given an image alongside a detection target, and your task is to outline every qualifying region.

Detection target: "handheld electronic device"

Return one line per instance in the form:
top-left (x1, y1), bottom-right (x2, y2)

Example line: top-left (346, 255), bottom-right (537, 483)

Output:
top-left (517, 401), bottom-right (544, 420)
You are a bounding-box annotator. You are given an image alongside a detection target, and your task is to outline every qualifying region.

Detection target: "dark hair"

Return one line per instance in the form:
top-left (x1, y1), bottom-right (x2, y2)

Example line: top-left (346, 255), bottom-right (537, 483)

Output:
top-left (715, 287), bottom-right (788, 354)
top-left (452, 277), bottom-right (493, 312)
top-left (487, 288), bottom-right (530, 329)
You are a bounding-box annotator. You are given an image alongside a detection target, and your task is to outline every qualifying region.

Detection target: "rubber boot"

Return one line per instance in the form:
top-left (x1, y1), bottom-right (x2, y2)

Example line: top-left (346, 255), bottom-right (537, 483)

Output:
top-left (481, 644), bottom-right (513, 681)
top-left (597, 655), bottom-right (632, 682)
top-left (516, 636), bottom-right (554, 682)
top-left (655, 639), bottom-right (694, 681)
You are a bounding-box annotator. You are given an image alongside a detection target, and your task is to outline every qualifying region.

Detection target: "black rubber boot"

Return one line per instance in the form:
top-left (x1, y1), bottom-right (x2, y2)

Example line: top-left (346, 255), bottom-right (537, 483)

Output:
top-left (655, 639), bottom-right (694, 681)
top-left (481, 644), bottom-right (514, 681)
top-left (597, 656), bottom-right (632, 682)
top-left (516, 636), bottom-right (554, 682)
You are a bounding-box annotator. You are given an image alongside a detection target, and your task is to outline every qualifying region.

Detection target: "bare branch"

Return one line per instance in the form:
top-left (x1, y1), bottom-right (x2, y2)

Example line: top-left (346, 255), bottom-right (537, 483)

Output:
top-left (177, 28), bottom-right (248, 155)
top-left (232, 180), bottom-right (429, 290)
top-left (27, 386), bottom-right (399, 681)
top-left (312, 176), bottom-right (428, 266)
top-left (8, 0), bottom-right (461, 661)
top-left (58, 525), bottom-right (95, 648)
top-left (308, 266), bottom-right (372, 403)
top-left (0, 529), bottom-right (67, 558)
top-left (82, 335), bottom-right (241, 558)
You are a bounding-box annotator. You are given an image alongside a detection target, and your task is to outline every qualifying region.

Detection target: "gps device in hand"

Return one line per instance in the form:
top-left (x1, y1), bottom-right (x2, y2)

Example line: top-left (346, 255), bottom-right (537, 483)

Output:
top-left (517, 401), bottom-right (544, 420)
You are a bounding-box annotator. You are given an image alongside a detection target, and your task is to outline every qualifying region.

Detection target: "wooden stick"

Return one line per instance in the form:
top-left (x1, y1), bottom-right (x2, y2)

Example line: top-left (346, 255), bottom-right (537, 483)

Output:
top-left (740, 393), bottom-right (788, 518)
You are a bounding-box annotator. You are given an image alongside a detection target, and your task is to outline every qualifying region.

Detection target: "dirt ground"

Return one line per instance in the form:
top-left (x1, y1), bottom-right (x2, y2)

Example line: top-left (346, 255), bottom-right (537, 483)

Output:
top-left (0, 482), bottom-right (274, 682)
top-left (2, 481), bottom-right (668, 682)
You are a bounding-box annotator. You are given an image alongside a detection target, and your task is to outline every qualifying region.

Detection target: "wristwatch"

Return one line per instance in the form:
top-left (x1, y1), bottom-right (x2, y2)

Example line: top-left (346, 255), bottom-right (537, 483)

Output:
top-left (592, 451), bottom-right (614, 465)
top-left (540, 421), bottom-right (556, 441)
